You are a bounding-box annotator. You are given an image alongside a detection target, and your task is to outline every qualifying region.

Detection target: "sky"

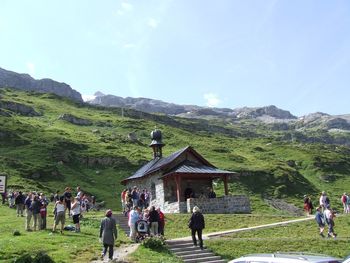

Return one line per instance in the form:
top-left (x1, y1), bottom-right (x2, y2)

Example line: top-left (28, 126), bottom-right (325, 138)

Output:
top-left (0, 0), bottom-right (350, 116)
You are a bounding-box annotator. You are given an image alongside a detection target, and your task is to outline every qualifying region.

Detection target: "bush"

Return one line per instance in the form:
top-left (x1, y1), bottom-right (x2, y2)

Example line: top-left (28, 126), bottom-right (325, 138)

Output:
top-left (141, 236), bottom-right (166, 250)
top-left (13, 230), bottom-right (21, 236)
top-left (13, 252), bottom-right (54, 263)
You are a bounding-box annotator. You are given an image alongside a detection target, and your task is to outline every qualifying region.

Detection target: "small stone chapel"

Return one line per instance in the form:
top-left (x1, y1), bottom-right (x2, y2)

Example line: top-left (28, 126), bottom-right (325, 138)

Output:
top-left (121, 129), bottom-right (250, 213)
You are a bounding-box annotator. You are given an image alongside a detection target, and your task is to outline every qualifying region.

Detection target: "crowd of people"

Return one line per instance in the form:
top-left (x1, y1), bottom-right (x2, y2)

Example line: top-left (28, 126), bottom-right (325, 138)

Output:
top-left (306, 191), bottom-right (342, 239)
top-left (120, 187), bottom-right (152, 214)
top-left (2, 186), bottom-right (97, 234)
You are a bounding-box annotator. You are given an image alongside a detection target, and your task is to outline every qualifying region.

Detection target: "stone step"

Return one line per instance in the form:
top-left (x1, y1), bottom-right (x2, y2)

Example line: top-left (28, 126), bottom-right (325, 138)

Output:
top-left (180, 252), bottom-right (214, 260)
top-left (170, 246), bottom-right (203, 253)
top-left (183, 256), bottom-right (222, 263)
top-left (173, 249), bottom-right (208, 256)
top-left (167, 242), bottom-right (195, 248)
top-left (166, 240), bottom-right (192, 245)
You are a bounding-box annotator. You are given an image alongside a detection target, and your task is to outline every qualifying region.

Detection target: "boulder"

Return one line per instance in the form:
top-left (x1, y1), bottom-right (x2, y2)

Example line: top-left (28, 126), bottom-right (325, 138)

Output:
top-left (0, 100), bottom-right (41, 116)
top-left (58, 113), bottom-right (92, 126)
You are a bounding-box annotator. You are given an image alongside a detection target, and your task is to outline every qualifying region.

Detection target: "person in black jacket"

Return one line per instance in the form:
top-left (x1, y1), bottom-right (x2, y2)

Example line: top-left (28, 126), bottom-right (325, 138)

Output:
top-left (15, 191), bottom-right (25, 217)
top-left (188, 206), bottom-right (205, 250)
top-left (148, 206), bottom-right (160, 236)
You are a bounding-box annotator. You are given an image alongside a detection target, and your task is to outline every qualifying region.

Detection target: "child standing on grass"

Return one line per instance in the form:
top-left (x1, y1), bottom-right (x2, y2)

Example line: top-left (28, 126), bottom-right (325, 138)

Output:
top-left (40, 202), bottom-right (47, 230)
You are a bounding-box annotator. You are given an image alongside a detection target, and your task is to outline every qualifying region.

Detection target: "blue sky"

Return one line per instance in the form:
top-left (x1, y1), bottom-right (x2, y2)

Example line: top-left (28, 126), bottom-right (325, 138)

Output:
top-left (0, 0), bottom-right (349, 116)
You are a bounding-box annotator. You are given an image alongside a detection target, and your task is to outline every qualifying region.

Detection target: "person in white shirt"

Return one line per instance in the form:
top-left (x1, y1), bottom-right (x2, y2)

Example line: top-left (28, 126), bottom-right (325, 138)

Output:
top-left (324, 205), bottom-right (336, 238)
top-left (319, 191), bottom-right (327, 210)
top-left (71, 197), bottom-right (81, 232)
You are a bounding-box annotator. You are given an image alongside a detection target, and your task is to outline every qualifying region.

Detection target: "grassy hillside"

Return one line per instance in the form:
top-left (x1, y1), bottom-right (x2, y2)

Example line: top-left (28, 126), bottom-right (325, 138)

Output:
top-left (1, 88), bottom-right (350, 212)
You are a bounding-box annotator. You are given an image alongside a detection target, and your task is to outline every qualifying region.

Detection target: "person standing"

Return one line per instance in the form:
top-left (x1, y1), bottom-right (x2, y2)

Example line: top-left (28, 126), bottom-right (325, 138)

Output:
top-left (319, 191), bottom-right (327, 211)
top-left (341, 193), bottom-right (349, 213)
top-left (128, 206), bottom-right (140, 242)
top-left (303, 195), bottom-right (313, 216)
top-left (324, 205), bottom-right (337, 239)
top-left (121, 189), bottom-right (127, 213)
top-left (24, 192), bottom-right (33, 231)
top-left (40, 202), bottom-right (47, 230)
top-left (188, 206), bottom-right (205, 250)
top-left (53, 196), bottom-right (66, 234)
top-left (157, 208), bottom-right (165, 236)
top-left (63, 187), bottom-right (72, 217)
top-left (15, 191), bottom-right (25, 217)
top-left (148, 206), bottom-right (159, 236)
top-left (315, 206), bottom-right (325, 237)
top-left (99, 209), bottom-right (117, 261)
top-left (131, 187), bottom-right (139, 207)
top-left (71, 197), bottom-right (81, 233)
top-left (32, 195), bottom-right (41, 231)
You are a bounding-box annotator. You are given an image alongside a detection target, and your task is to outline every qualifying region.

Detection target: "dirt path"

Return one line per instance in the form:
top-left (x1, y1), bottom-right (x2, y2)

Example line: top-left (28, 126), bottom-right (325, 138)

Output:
top-left (91, 243), bottom-right (139, 263)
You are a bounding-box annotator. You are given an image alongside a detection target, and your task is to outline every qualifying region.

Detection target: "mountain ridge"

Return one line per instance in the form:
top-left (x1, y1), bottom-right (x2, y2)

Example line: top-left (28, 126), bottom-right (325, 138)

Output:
top-left (0, 67), bottom-right (83, 102)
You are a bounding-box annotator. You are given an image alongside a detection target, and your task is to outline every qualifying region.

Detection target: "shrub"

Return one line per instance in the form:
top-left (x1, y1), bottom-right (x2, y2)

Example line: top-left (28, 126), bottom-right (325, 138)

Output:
top-left (141, 236), bottom-right (166, 250)
top-left (13, 229), bottom-right (21, 236)
top-left (13, 252), bottom-right (54, 263)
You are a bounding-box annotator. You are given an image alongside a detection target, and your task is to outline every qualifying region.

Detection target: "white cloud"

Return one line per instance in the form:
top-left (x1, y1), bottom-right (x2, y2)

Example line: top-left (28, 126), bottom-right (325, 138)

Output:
top-left (204, 93), bottom-right (221, 107)
top-left (82, 94), bottom-right (96, 102)
top-left (121, 2), bottom-right (133, 11)
top-left (115, 2), bottom-right (133, 15)
top-left (123, 43), bottom-right (137, 49)
top-left (148, 18), bottom-right (159, 29)
top-left (26, 62), bottom-right (35, 76)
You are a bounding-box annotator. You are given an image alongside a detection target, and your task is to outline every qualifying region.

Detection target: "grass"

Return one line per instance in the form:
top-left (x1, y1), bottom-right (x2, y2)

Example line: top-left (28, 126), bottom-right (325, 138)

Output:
top-left (206, 214), bottom-right (350, 261)
top-left (0, 203), bottom-right (129, 263)
top-left (163, 213), bottom-right (299, 239)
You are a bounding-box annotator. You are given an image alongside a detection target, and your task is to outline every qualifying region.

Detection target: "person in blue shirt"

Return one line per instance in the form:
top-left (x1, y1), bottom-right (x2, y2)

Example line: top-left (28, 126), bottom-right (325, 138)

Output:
top-left (315, 206), bottom-right (325, 237)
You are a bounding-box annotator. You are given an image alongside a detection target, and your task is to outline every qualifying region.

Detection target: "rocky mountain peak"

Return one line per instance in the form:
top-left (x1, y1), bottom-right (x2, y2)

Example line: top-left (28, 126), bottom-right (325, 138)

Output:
top-left (0, 67), bottom-right (83, 102)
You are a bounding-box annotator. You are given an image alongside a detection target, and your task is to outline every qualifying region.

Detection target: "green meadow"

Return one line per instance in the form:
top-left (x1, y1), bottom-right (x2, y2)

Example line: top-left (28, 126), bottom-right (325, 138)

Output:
top-left (2, 88), bottom-right (350, 262)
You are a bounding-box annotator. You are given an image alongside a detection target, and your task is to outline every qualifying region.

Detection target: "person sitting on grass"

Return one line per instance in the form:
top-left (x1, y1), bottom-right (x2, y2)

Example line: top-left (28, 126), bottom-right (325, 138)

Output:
top-left (52, 196), bottom-right (66, 234)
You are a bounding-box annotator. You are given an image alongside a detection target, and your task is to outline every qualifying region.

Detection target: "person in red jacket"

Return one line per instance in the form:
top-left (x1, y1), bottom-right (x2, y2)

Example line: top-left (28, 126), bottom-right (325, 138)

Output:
top-left (157, 208), bottom-right (165, 236)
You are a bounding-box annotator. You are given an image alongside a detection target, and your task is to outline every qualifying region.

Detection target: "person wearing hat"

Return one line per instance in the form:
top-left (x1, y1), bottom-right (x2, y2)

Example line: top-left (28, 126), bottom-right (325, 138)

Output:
top-left (99, 209), bottom-right (117, 260)
top-left (188, 206), bottom-right (205, 250)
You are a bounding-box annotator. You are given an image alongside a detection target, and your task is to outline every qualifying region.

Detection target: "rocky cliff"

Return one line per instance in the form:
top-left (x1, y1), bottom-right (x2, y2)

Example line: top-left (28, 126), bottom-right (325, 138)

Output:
top-left (88, 92), bottom-right (297, 122)
top-left (0, 67), bottom-right (83, 102)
